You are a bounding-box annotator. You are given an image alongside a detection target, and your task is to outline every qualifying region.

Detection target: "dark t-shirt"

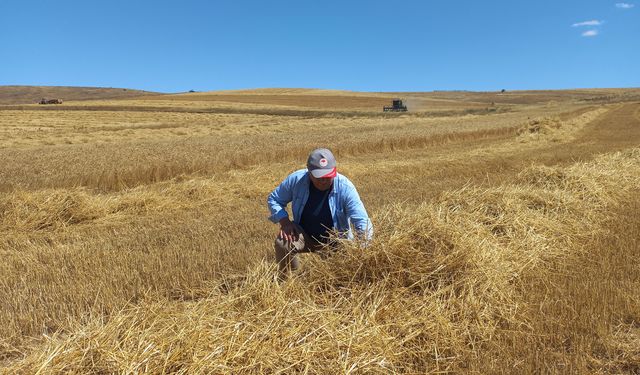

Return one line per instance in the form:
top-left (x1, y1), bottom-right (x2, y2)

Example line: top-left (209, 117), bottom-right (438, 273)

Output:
top-left (299, 183), bottom-right (333, 244)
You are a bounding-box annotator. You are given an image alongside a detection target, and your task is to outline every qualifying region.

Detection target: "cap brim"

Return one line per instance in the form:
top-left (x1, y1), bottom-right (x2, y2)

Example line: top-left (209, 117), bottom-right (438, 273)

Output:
top-left (310, 167), bottom-right (337, 178)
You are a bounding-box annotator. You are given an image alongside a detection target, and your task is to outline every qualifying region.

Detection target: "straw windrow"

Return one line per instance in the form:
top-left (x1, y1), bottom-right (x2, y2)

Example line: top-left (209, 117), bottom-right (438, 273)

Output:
top-left (4, 148), bottom-right (639, 373)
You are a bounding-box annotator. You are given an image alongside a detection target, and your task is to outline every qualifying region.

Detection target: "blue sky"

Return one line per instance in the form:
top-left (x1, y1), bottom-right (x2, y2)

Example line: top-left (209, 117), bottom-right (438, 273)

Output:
top-left (1, 0), bottom-right (638, 93)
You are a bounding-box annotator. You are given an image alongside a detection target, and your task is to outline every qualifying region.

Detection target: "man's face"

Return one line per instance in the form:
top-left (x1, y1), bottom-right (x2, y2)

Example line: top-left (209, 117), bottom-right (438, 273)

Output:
top-left (310, 174), bottom-right (334, 191)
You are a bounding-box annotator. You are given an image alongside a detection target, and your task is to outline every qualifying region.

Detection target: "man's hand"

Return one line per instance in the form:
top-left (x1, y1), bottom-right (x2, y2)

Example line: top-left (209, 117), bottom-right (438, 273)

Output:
top-left (279, 217), bottom-right (298, 242)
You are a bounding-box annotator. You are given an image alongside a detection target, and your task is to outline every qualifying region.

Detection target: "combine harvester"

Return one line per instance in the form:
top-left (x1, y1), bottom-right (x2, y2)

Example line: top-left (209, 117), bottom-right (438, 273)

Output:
top-left (383, 98), bottom-right (408, 112)
top-left (38, 98), bottom-right (63, 104)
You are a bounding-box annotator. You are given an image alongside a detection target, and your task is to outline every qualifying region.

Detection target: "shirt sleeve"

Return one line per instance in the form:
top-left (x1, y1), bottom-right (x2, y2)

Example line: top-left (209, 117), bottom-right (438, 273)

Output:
top-left (343, 184), bottom-right (374, 241)
top-left (267, 174), bottom-right (294, 223)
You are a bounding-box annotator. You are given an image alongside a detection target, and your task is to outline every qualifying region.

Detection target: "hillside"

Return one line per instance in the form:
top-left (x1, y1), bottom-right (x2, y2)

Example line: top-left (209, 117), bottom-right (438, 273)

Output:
top-left (3, 86), bottom-right (640, 112)
top-left (120, 87), bottom-right (640, 113)
top-left (394, 87), bottom-right (640, 105)
top-left (0, 86), bottom-right (160, 105)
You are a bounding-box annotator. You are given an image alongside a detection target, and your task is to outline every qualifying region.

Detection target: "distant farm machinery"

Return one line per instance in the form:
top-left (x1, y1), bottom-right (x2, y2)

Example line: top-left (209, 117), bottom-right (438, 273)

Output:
top-left (383, 98), bottom-right (407, 112)
top-left (39, 98), bottom-right (63, 104)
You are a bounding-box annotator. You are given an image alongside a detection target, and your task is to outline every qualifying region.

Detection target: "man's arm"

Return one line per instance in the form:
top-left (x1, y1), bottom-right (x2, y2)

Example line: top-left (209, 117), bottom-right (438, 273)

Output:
top-left (267, 175), bottom-right (294, 224)
top-left (343, 184), bottom-right (373, 241)
top-left (268, 174), bottom-right (302, 242)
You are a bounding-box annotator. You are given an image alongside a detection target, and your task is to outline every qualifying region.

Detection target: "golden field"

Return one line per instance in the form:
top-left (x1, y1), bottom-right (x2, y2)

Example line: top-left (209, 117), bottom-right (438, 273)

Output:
top-left (0, 87), bottom-right (639, 373)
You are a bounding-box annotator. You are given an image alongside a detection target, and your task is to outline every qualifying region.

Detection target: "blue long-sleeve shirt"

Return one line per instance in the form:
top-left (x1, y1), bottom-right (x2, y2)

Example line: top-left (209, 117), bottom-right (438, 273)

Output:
top-left (267, 169), bottom-right (373, 241)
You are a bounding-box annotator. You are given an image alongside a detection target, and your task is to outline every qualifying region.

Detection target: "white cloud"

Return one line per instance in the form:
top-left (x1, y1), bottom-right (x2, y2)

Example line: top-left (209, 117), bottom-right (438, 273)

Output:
top-left (572, 20), bottom-right (603, 27)
top-left (582, 30), bottom-right (599, 37)
top-left (616, 3), bottom-right (635, 8)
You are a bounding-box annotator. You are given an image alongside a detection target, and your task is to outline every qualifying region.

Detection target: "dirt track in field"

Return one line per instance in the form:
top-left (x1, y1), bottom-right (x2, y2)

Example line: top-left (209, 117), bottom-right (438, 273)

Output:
top-left (358, 103), bottom-right (640, 206)
top-left (142, 94), bottom-right (395, 110)
top-left (508, 103), bottom-right (640, 163)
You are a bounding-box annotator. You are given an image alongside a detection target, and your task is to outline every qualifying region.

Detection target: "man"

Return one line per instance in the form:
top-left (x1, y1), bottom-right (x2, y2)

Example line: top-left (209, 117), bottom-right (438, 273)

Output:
top-left (267, 148), bottom-right (373, 278)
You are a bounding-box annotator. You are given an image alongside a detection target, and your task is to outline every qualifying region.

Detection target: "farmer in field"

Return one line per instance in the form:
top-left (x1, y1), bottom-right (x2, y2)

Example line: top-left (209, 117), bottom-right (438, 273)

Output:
top-left (267, 148), bottom-right (373, 278)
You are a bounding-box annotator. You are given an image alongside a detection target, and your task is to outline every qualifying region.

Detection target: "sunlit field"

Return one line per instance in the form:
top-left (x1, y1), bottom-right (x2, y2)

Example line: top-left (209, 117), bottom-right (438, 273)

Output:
top-left (1, 88), bottom-right (639, 373)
